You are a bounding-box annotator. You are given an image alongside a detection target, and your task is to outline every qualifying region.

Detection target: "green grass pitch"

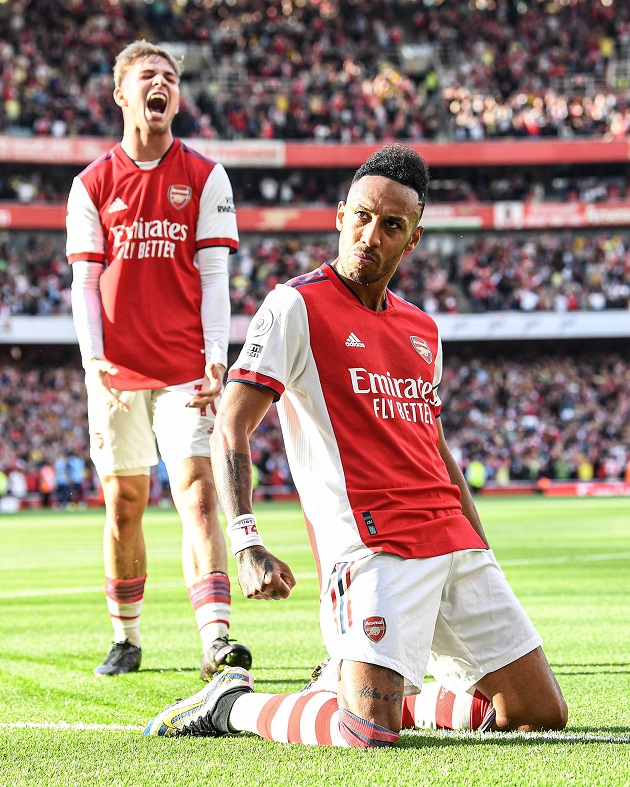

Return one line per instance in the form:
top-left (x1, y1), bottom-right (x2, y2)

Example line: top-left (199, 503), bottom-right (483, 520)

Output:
top-left (1, 497), bottom-right (629, 786)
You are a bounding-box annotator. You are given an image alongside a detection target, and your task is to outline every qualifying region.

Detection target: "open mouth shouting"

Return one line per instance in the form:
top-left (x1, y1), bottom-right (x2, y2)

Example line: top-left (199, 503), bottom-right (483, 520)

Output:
top-left (146, 91), bottom-right (168, 119)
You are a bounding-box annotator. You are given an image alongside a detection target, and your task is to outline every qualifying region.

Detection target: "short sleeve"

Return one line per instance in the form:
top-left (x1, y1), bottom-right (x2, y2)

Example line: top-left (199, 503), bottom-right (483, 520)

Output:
top-left (66, 177), bottom-right (105, 264)
top-left (196, 163), bottom-right (239, 254)
top-left (227, 284), bottom-right (310, 401)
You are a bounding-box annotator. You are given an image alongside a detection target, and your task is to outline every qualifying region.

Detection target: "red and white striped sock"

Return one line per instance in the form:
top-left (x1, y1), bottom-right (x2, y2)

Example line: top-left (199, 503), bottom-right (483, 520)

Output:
top-left (187, 572), bottom-right (231, 649)
top-left (105, 575), bottom-right (146, 647)
top-left (229, 690), bottom-right (400, 748)
top-left (401, 684), bottom-right (492, 730)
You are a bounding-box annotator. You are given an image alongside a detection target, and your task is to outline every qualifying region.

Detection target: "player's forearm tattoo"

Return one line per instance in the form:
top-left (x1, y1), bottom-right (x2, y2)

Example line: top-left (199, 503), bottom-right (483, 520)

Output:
top-left (219, 449), bottom-right (253, 518)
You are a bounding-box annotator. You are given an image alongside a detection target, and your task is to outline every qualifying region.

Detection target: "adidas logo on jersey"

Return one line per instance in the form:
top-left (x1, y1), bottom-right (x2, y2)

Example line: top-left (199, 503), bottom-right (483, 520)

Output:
top-left (107, 197), bottom-right (129, 214)
top-left (345, 332), bottom-right (365, 348)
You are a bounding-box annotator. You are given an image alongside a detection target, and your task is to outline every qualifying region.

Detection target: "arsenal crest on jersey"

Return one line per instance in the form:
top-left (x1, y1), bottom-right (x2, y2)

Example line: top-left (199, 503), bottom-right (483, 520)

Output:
top-left (410, 336), bottom-right (433, 364)
top-left (168, 184), bottom-right (192, 210)
top-left (363, 616), bottom-right (387, 643)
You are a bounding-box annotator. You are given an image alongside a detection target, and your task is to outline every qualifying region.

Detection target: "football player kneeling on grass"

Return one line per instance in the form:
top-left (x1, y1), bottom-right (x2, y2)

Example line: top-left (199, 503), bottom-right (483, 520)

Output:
top-left (145, 144), bottom-right (568, 747)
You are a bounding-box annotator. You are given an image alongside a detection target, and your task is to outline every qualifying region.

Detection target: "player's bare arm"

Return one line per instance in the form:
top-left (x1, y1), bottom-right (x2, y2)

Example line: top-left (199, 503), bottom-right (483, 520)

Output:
top-left (210, 381), bottom-right (297, 600)
top-left (211, 381), bottom-right (275, 515)
top-left (436, 419), bottom-right (489, 547)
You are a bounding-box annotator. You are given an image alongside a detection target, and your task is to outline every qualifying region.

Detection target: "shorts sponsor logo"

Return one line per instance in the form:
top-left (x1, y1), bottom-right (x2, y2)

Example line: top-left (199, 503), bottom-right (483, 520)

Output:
top-left (363, 616), bottom-right (386, 643)
top-left (244, 343), bottom-right (262, 358)
top-left (410, 336), bottom-right (433, 364)
top-left (249, 308), bottom-right (274, 338)
top-left (168, 184), bottom-right (192, 210)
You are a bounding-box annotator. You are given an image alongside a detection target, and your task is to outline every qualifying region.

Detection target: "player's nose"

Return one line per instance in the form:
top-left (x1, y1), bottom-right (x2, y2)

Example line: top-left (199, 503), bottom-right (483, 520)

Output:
top-left (360, 220), bottom-right (381, 247)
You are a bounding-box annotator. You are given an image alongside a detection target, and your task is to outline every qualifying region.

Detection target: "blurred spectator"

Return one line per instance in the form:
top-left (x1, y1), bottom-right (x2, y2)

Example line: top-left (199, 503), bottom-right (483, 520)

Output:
top-left (465, 459), bottom-right (487, 496)
top-left (7, 463), bottom-right (28, 499)
top-left (67, 450), bottom-right (86, 507)
top-left (37, 460), bottom-right (56, 507)
top-left (54, 453), bottom-right (70, 507)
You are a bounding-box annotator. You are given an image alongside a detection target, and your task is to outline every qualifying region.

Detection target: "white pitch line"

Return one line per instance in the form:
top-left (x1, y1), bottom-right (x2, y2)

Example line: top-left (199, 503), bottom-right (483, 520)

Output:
top-left (0, 582), bottom-right (182, 599)
top-left (1, 553), bottom-right (628, 600)
top-left (404, 729), bottom-right (630, 744)
top-left (0, 573), bottom-right (317, 599)
top-left (0, 722), bottom-right (627, 742)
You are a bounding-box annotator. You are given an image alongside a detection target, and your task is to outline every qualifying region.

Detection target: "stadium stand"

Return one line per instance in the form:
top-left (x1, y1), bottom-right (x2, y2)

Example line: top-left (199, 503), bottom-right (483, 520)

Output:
top-left (1, 0), bottom-right (629, 506)
top-left (2, 229), bottom-right (629, 318)
top-left (1, 0), bottom-right (629, 141)
top-left (2, 346), bottom-right (629, 509)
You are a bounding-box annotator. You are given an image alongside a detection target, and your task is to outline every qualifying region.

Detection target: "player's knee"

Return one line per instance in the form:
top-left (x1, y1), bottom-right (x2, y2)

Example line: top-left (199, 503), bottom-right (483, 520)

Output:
top-left (338, 708), bottom-right (400, 748)
top-left (495, 694), bottom-right (568, 732)
top-left (171, 461), bottom-right (217, 503)
top-left (104, 494), bottom-right (146, 532)
top-left (530, 690), bottom-right (568, 731)
top-left (544, 695), bottom-right (568, 731)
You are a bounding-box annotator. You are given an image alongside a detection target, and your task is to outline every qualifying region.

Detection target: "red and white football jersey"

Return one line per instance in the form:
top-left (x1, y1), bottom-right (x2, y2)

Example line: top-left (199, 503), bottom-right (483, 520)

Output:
top-left (66, 139), bottom-right (238, 389)
top-left (228, 263), bottom-right (485, 585)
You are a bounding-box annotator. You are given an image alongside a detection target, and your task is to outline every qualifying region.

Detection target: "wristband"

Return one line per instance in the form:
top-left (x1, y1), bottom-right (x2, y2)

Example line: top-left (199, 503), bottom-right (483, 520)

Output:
top-left (227, 514), bottom-right (264, 555)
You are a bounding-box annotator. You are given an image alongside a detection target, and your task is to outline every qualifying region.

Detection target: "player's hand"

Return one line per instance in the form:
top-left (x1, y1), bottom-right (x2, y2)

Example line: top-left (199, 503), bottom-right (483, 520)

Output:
top-left (85, 358), bottom-right (129, 412)
top-left (235, 545), bottom-right (296, 600)
top-left (186, 362), bottom-right (226, 408)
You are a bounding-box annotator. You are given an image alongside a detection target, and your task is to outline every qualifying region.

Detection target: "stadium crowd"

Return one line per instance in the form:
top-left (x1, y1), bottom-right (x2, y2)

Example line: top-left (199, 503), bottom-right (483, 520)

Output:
top-left (3, 229), bottom-right (629, 319)
top-left (1, 1), bottom-right (629, 508)
top-left (1, 0), bottom-right (629, 143)
top-left (3, 166), bottom-right (628, 206)
top-left (1, 351), bottom-right (629, 508)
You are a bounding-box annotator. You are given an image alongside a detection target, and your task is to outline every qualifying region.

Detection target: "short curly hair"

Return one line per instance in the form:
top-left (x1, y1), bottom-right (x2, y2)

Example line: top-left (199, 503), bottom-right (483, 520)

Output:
top-left (352, 144), bottom-right (430, 218)
top-left (113, 40), bottom-right (182, 87)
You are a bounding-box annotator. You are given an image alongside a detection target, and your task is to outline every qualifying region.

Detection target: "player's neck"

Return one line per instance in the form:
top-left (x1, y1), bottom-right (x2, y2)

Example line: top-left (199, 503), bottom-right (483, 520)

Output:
top-left (121, 129), bottom-right (174, 162)
top-left (341, 277), bottom-right (388, 312)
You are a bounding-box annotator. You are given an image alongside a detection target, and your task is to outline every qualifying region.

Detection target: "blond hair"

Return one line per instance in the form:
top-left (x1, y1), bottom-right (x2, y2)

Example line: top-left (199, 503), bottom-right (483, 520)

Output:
top-left (113, 40), bottom-right (182, 87)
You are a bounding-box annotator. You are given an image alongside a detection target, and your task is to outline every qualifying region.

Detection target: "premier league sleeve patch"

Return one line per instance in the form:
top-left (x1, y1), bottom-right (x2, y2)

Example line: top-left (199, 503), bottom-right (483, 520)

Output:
top-left (363, 616), bottom-right (387, 643)
top-left (248, 307), bottom-right (274, 338)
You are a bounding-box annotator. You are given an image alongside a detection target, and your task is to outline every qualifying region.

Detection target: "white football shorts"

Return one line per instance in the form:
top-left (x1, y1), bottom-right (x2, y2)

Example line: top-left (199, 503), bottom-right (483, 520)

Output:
top-left (314, 548), bottom-right (542, 695)
top-left (87, 379), bottom-right (217, 477)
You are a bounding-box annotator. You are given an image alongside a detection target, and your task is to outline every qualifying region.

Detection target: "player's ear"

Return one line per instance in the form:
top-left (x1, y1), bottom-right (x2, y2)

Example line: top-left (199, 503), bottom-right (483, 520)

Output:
top-left (335, 201), bottom-right (346, 231)
top-left (405, 225), bottom-right (423, 252)
top-left (113, 86), bottom-right (127, 108)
